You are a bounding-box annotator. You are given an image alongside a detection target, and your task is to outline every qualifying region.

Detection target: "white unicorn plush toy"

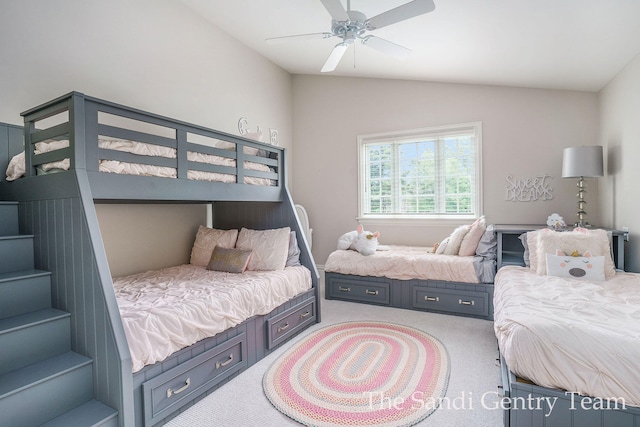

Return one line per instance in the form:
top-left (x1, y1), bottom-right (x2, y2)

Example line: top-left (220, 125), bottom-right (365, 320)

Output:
top-left (337, 225), bottom-right (381, 256)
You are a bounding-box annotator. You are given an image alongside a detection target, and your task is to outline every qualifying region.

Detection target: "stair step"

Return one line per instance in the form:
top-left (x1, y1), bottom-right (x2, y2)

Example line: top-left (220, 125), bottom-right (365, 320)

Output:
top-left (0, 352), bottom-right (94, 427)
top-left (0, 269), bottom-right (52, 319)
top-left (0, 201), bottom-right (19, 237)
top-left (0, 308), bottom-right (71, 375)
top-left (41, 399), bottom-right (119, 427)
top-left (0, 235), bottom-right (34, 274)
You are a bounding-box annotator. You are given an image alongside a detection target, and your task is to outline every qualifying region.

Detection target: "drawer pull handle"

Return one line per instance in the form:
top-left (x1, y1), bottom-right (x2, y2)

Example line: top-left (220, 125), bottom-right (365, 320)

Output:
top-left (459, 299), bottom-right (475, 306)
top-left (366, 290), bottom-right (379, 296)
top-left (339, 286), bottom-right (351, 292)
top-left (166, 377), bottom-right (191, 398)
top-left (424, 296), bottom-right (439, 302)
top-left (216, 354), bottom-right (234, 369)
top-left (278, 322), bottom-right (290, 332)
top-left (300, 311), bottom-right (311, 319)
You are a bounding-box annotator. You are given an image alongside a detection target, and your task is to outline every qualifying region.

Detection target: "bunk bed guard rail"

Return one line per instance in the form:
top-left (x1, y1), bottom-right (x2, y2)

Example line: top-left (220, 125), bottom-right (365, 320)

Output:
top-left (20, 92), bottom-right (284, 202)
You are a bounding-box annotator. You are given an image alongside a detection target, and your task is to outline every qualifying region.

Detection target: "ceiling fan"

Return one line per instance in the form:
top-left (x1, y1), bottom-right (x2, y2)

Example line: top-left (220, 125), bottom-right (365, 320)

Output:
top-left (266, 0), bottom-right (436, 73)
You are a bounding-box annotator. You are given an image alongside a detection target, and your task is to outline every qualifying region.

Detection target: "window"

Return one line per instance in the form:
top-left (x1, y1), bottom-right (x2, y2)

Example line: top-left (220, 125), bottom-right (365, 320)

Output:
top-left (358, 122), bottom-right (482, 221)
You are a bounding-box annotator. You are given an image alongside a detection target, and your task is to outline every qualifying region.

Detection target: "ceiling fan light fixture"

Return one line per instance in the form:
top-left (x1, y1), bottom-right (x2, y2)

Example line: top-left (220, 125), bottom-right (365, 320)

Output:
top-left (321, 42), bottom-right (348, 72)
top-left (268, 0), bottom-right (436, 72)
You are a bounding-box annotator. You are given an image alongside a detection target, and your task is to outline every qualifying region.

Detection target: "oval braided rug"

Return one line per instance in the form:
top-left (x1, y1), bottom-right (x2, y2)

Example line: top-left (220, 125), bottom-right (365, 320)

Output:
top-left (263, 321), bottom-right (450, 427)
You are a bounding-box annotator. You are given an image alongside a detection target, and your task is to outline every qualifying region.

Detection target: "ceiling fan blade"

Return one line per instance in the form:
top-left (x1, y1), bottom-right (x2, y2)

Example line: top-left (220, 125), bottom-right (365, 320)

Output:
top-left (366, 0), bottom-right (435, 30)
top-left (319, 0), bottom-right (349, 22)
top-left (361, 36), bottom-right (412, 60)
top-left (321, 43), bottom-right (349, 72)
top-left (266, 32), bottom-right (333, 45)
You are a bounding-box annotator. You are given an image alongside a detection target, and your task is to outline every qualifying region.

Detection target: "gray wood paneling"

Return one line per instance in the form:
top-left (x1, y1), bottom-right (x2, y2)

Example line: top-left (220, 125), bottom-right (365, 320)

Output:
top-left (15, 187), bottom-right (132, 427)
top-left (0, 123), bottom-right (23, 175)
top-left (212, 190), bottom-right (321, 297)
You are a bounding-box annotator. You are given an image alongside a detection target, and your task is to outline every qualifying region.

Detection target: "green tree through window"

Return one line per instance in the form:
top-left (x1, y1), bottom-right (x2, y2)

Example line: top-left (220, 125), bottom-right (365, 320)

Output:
top-left (359, 123), bottom-right (481, 219)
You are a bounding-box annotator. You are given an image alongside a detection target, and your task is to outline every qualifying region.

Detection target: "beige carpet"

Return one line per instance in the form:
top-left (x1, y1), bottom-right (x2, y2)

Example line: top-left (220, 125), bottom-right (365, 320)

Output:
top-left (165, 295), bottom-right (502, 427)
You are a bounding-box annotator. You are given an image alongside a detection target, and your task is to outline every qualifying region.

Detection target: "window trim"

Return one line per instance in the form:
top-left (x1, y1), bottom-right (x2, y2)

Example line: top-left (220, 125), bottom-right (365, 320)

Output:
top-left (357, 122), bottom-right (483, 223)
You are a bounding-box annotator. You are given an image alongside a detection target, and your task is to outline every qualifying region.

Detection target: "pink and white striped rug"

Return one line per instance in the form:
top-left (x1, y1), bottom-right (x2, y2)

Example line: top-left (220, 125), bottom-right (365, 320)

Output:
top-left (263, 321), bottom-right (450, 427)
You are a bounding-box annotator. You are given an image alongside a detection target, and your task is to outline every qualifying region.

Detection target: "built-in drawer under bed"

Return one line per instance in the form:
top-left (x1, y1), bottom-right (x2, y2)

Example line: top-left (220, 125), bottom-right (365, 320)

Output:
top-left (325, 272), bottom-right (493, 320)
top-left (132, 289), bottom-right (317, 426)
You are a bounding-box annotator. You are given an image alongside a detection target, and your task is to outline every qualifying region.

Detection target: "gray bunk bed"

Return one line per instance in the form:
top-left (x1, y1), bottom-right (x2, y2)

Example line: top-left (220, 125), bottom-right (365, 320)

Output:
top-left (0, 92), bottom-right (320, 427)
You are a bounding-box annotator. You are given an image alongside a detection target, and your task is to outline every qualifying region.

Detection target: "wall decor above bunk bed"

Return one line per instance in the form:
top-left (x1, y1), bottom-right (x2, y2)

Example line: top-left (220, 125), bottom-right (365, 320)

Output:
top-left (0, 92), bottom-right (319, 427)
top-left (325, 218), bottom-right (497, 320)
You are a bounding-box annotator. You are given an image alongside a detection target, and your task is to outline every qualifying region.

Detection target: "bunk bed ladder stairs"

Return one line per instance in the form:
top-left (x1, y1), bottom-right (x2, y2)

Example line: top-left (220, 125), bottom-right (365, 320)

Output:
top-left (0, 201), bottom-right (118, 427)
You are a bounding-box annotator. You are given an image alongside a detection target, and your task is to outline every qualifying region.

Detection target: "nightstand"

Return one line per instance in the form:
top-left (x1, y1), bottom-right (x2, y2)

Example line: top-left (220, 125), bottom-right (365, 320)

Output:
top-left (494, 225), bottom-right (629, 271)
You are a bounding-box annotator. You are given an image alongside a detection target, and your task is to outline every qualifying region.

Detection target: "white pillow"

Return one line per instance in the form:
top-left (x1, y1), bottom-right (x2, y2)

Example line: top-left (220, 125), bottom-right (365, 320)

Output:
top-left (190, 226), bottom-right (239, 267)
top-left (435, 237), bottom-right (449, 254)
top-left (5, 152), bottom-right (26, 181)
top-left (546, 252), bottom-right (605, 281)
top-left (527, 228), bottom-right (615, 278)
top-left (443, 225), bottom-right (471, 255)
top-left (235, 227), bottom-right (291, 271)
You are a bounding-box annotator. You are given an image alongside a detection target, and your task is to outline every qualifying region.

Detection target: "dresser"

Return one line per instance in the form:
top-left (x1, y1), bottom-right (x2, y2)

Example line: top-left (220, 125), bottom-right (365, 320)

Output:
top-left (494, 224), bottom-right (629, 270)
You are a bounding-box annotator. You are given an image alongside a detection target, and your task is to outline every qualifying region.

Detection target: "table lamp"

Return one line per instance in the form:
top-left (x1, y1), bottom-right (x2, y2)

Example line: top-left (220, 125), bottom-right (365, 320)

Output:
top-left (561, 145), bottom-right (604, 227)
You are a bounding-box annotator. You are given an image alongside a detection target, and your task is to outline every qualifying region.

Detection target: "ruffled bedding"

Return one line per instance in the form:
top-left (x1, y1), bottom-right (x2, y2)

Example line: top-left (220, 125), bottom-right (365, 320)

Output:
top-left (324, 245), bottom-right (481, 283)
top-left (113, 264), bottom-right (312, 372)
top-left (494, 266), bottom-right (640, 407)
top-left (5, 137), bottom-right (275, 185)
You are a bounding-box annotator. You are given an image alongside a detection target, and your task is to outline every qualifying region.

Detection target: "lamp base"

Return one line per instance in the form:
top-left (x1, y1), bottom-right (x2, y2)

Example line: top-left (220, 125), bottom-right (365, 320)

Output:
top-left (574, 177), bottom-right (589, 229)
top-left (573, 222), bottom-right (592, 228)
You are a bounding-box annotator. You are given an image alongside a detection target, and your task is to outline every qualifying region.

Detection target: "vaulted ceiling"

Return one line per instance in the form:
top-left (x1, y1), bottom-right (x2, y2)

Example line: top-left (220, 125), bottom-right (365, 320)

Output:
top-left (179, 0), bottom-right (640, 91)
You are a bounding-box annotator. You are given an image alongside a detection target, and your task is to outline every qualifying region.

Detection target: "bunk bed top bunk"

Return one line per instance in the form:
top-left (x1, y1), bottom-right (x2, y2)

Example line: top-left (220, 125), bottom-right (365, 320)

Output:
top-left (3, 91), bottom-right (284, 202)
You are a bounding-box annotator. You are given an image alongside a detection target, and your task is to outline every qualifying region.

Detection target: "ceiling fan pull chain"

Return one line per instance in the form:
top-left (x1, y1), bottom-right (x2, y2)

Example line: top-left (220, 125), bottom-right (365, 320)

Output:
top-left (353, 44), bottom-right (356, 69)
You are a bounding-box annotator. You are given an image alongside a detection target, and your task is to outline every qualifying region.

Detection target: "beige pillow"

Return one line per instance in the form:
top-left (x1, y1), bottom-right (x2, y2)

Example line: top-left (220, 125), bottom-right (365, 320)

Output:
top-left (190, 226), bottom-right (239, 267)
top-left (443, 225), bottom-right (471, 255)
top-left (459, 217), bottom-right (487, 256)
top-left (235, 227), bottom-right (291, 271)
top-left (527, 228), bottom-right (615, 278)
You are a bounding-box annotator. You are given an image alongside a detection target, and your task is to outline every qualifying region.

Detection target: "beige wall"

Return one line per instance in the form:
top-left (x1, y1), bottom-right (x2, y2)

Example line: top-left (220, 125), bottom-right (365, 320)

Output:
top-left (599, 53), bottom-right (640, 272)
top-left (5, 0), bottom-right (633, 274)
top-left (0, 0), bottom-right (293, 275)
top-left (96, 204), bottom-right (206, 277)
top-left (291, 75), bottom-right (600, 264)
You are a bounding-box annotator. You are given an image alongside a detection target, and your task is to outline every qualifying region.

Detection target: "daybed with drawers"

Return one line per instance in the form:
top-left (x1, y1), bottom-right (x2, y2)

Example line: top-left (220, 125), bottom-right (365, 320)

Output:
top-left (324, 221), bottom-right (497, 320)
top-left (0, 92), bottom-right (320, 426)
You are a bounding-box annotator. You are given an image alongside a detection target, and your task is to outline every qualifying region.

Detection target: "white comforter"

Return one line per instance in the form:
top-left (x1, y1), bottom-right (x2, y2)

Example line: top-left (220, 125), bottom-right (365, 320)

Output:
top-left (5, 138), bottom-right (275, 185)
top-left (113, 264), bottom-right (312, 372)
top-left (324, 245), bottom-right (480, 283)
top-left (494, 266), bottom-right (640, 407)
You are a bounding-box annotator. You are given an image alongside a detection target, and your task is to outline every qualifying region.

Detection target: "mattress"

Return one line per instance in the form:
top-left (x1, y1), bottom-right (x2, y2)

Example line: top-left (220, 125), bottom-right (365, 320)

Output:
top-left (5, 137), bottom-right (275, 185)
top-left (494, 266), bottom-right (640, 407)
top-left (324, 245), bottom-right (481, 283)
top-left (113, 264), bottom-right (312, 372)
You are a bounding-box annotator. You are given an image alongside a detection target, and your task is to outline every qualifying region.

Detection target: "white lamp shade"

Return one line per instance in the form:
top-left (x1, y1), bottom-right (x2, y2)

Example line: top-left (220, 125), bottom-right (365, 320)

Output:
top-left (562, 146), bottom-right (604, 178)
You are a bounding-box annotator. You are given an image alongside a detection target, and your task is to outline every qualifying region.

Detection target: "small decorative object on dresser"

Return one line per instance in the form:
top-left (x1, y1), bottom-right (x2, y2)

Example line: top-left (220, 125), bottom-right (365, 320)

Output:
top-left (546, 213), bottom-right (567, 230)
